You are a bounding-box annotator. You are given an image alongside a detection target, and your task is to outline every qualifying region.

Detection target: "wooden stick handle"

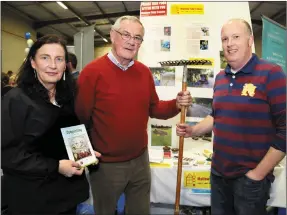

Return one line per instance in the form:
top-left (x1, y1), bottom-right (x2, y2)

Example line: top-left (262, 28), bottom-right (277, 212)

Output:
top-left (174, 66), bottom-right (188, 215)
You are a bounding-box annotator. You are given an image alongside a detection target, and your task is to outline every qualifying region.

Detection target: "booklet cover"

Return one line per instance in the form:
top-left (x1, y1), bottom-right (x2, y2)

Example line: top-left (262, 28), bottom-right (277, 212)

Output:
top-left (61, 124), bottom-right (98, 167)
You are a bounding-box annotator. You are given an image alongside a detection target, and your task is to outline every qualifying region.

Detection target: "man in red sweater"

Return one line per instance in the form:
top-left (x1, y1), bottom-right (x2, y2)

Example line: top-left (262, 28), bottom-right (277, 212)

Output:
top-left (75, 15), bottom-right (192, 214)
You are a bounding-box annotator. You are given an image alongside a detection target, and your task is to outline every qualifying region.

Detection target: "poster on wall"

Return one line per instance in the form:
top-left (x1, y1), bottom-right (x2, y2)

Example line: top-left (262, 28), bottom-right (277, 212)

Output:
top-left (186, 24), bottom-right (210, 55)
top-left (140, 2), bottom-right (167, 17)
top-left (151, 124), bottom-right (172, 147)
top-left (261, 15), bottom-right (286, 73)
top-left (164, 26), bottom-right (171, 36)
top-left (187, 68), bottom-right (214, 88)
top-left (150, 67), bottom-right (175, 86)
top-left (160, 39), bottom-right (171, 52)
top-left (186, 97), bottom-right (212, 118)
top-left (144, 25), bottom-right (173, 53)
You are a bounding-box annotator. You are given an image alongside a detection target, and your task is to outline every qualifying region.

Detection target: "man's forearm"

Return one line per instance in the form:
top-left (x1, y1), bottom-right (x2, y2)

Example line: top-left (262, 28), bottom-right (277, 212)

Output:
top-left (193, 115), bottom-right (214, 136)
top-left (253, 147), bottom-right (286, 178)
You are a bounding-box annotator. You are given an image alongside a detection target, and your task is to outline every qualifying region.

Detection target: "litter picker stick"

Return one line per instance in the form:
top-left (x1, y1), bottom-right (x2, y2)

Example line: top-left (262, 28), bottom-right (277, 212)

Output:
top-left (174, 64), bottom-right (187, 215)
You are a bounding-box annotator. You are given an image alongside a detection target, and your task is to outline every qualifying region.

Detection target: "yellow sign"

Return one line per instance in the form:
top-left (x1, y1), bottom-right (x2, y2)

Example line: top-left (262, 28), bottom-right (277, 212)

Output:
top-left (150, 162), bottom-right (171, 168)
top-left (171, 4), bottom-right (204, 15)
top-left (241, 83), bottom-right (257, 97)
top-left (183, 171), bottom-right (210, 189)
top-left (188, 58), bottom-right (214, 67)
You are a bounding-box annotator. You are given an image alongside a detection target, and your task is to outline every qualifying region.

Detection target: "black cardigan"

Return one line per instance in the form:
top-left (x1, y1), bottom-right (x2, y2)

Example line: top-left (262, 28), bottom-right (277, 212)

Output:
top-left (1, 87), bottom-right (89, 214)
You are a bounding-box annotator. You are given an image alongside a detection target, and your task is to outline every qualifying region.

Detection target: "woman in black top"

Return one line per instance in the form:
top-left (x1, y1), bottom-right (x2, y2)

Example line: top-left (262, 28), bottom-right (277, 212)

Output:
top-left (1, 35), bottom-right (100, 214)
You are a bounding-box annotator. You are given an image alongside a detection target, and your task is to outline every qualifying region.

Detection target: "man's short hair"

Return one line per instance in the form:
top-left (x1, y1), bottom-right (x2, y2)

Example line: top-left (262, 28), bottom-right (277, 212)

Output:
top-left (111, 16), bottom-right (145, 36)
top-left (68, 53), bottom-right (77, 69)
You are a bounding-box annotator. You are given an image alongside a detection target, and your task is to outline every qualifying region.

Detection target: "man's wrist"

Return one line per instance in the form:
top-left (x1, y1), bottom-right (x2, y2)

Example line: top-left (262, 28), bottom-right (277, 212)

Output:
top-left (252, 168), bottom-right (267, 179)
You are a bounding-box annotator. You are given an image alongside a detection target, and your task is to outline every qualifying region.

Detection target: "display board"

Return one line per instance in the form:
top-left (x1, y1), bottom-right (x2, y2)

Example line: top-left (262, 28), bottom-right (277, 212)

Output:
top-left (138, 1), bottom-right (254, 149)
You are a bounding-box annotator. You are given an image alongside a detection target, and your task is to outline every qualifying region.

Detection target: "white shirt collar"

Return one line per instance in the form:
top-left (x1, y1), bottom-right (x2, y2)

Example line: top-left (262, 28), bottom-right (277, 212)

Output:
top-left (231, 68), bottom-right (238, 74)
top-left (107, 51), bottom-right (134, 71)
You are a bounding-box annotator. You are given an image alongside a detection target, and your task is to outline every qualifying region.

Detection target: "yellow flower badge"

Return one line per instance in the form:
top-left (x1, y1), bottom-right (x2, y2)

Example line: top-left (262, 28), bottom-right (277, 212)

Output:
top-left (241, 83), bottom-right (257, 97)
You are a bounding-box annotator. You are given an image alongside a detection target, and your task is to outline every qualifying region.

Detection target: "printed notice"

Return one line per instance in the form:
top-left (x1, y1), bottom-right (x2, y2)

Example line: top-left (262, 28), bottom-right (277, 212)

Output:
top-left (140, 2), bottom-right (167, 17)
top-left (184, 171), bottom-right (211, 194)
top-left (171, 4), bottom-right (204, 15)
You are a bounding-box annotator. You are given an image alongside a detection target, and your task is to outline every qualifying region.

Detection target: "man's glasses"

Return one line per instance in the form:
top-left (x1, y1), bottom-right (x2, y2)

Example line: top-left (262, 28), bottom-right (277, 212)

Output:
top-left (114, 29), bottom-right (144, 44)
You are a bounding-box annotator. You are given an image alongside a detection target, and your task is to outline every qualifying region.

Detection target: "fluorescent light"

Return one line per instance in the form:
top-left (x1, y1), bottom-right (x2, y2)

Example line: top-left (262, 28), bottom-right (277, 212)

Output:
top-left (103, 38), bottom-right (108, 43)
top-left (57, 1), bottom-right (68, 9)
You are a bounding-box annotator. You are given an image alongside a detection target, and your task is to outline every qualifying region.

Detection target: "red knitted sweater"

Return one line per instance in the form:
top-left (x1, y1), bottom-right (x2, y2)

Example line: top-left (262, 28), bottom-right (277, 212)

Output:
top-left (75, 54), bottom-right (179, 162)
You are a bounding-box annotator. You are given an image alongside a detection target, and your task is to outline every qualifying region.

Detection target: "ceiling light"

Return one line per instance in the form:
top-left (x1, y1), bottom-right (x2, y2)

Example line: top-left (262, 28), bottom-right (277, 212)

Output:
top-left (57, 1), bottom-right (68, 9)
top-left (103, 38), bottom-right (108, 43)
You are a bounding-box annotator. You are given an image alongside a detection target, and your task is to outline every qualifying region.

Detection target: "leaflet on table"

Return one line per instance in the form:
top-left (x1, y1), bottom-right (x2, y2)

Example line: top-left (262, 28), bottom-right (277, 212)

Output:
top-left (61, 124), bottom-right (98, 167)
top-left (148, 148), bottom-right (164, 163)
top-left (172, 148), bottom-right (212, 167)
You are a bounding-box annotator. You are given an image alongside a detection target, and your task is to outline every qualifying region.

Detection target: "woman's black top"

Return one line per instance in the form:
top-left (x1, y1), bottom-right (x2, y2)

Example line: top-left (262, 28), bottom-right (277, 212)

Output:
top-left (1, 87), bottom-right (89, 214)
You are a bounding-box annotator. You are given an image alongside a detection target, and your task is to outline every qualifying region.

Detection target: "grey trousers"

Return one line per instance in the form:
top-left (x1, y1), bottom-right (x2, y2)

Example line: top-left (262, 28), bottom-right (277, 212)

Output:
top-left (89, 149), bottom-right (151, 215)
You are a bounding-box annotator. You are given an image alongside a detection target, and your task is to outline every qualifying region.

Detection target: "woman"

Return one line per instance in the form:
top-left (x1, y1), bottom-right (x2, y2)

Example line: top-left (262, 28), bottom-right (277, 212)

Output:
top-left (1, 35), bottom-right (100, 214)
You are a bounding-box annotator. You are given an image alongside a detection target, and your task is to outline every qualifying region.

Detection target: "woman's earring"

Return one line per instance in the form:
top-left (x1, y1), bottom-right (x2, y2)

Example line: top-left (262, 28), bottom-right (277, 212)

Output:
top-left (34, 69), bottom-right (37, 78)
top-left (63, 72), bottom-right (66, 81)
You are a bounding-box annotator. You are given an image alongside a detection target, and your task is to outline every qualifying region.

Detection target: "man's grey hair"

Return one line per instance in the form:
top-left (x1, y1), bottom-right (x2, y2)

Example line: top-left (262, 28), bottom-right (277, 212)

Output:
top-left (227, 18), bottom-right (253, 36)
top-left (111, 16), bottom-right (145, 35)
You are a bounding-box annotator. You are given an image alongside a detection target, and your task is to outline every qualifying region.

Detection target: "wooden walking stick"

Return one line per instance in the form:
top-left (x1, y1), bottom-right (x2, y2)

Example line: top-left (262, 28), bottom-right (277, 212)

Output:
top-left (159, 59), bottom-right (212, 215)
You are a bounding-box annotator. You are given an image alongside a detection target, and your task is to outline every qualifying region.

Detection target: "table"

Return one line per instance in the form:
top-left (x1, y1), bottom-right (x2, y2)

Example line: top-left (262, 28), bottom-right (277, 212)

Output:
top-left (150, 143), bottom-right (286, 208)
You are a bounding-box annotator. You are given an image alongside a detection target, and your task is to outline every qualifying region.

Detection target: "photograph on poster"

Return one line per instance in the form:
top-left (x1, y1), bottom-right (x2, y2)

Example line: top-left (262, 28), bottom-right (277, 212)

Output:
top-left (164, 26), bottom-right (171, 36)
top-left (186, 98), bottom-right (213, 118)
top-left (200, 40), bottom-right (208, 50)
top-left (150, 67), bottom-right (175, 86)
top-left (186, 121), bottom-right (212, 142)
top-left (220, 51), bottom-right (228, 69)
top-left (187, 68), bottom-right (214, 88)
top-left (161, 39), bottom-right (170, 51)
top-left (201, 27), bottom-right (210, 36)
top-left (151, 125), bottom-right (172, 147)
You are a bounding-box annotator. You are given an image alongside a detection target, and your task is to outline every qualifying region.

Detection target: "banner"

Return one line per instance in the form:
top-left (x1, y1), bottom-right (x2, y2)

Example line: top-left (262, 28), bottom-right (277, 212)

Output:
top-left (183, 171), bottom-right (211, 194)
top-left (140, 2), bottom-right (167, 17)
top-left (261, 15), bottom-right (286, 73)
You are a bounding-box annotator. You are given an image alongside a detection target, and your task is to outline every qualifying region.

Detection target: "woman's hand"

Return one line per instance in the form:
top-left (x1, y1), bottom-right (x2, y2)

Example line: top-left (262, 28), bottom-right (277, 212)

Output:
top-left (94, 151), bottom-right (101, 158)
top-left (58, 160), bottom-right (84, 177)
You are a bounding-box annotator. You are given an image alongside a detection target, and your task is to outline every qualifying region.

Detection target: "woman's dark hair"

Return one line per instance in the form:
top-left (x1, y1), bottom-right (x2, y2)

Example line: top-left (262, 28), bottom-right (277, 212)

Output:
top-left (16, 34), bottom-right (75, 106)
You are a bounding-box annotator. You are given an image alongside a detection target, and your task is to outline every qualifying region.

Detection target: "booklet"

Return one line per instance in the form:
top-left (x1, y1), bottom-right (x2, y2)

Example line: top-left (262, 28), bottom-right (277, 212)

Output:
top-left (61, 124), bottom-right (98, 168)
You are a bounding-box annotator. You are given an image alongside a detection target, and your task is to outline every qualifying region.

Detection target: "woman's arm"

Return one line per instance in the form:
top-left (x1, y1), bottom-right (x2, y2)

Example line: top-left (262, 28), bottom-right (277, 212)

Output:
top-left (1, 89), bottom-right (59, 179)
